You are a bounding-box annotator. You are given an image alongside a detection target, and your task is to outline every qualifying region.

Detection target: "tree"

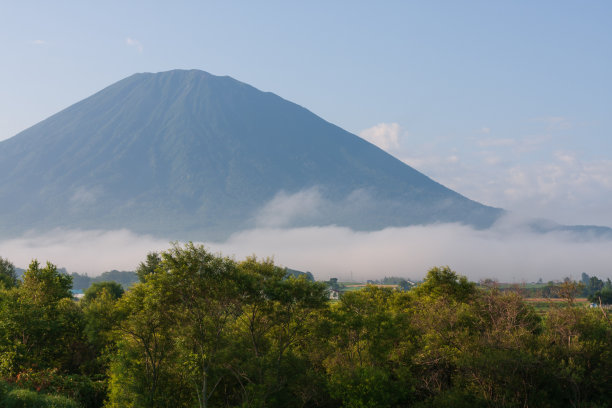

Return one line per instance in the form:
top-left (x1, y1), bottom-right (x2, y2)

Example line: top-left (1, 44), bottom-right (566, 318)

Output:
top-left (136, 252), bottom-right (161, 283)
top-left (81, 283), bottom-right (125, 376)
top-left (322, 287), bottom-right (415, 407)
top-left (0, 257), bottom-right (17, 289)
top-left (412, 266), bottom-right (476, 302)
top-left (108, 243), bottom-right (246, 408)
top-left (456, 290), bottom-right (551, 407)
top-left (543, 307), bottom-right (612, 407)
top-left (589, 288), bottom-right (612, 305)
top-left (581, 272), bottom-right (590, 286)
top-left (556, 278), bottom-right (582, 305)
top-left (0, 260), bottom-right (85, 376)
top-left (107, 245), bottom-right (331, 408)
top-left (20, 260), bottom-right (72, 305)
top-left (82, 281), bottom-right (124, 304)
top-left (230, 257), bottom-right (329, 407)
top-left (107, 282), bottom-right (179, 408)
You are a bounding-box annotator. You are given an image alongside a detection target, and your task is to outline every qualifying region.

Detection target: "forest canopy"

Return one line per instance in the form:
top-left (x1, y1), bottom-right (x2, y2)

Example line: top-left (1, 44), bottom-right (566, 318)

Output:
top-left (0, 247), bottom-right (611, 408)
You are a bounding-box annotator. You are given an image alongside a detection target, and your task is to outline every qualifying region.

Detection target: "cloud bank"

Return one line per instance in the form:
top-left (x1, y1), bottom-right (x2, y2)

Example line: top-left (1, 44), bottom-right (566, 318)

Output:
top-left (1, 220), bottom-right (610, 282)
top-left (0, 229), bottom-right (168, 275)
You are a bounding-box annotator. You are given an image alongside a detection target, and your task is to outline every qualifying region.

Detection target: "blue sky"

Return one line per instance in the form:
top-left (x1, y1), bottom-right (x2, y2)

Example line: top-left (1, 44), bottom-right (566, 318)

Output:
top-left (1, 1), bottom-right (611, 226)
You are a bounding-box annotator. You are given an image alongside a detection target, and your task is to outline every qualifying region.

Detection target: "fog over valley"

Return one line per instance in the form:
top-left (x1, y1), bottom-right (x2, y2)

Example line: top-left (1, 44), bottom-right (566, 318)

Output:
top-left (2, 216), bottom-right (610, 282)
top-left (3, 186), bottom-right (611, 282)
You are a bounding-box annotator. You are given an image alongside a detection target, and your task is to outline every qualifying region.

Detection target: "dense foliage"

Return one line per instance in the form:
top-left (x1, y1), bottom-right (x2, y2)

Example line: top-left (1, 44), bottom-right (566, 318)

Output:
top-left (1, 246), bottom-right (611, 407)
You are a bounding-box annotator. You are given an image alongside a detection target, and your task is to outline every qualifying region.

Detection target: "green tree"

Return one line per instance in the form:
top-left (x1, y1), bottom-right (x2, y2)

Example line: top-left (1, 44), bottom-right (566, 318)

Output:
top-left (455, 290), bottom-right (554, 407)
top-left (0, 257), bottom-right (17, 289)
top-left (20, 260), bottom-right (72, 305)
top-left (107, 281), bottom-right (180, 408)
top-left (136, 252), bottom-right (161, 283)
top-left (156, 243), bottom-right (246, 408)
top-left (81, 284), bottom-right (125, 376)
top-left (412, 266), bottom-right (476, 302)
top-left (556, 278), bottom-right (582, 305)
top-left (108, 245), bottom-right (331, 408)
top-left (108, 244), bottom-right (245, 408)
top-left (229, 257), bottom-right (329, 407)
top-left (82, 281), bottom-right (124, 304)
top-left (321, 286), bottom-right (416, 408)
top-left (543, 307), bottom-right (612, 407)
top-left (588, 287), bottom-right (612, 305)
top-left (0, 260), bottom-right (85, 376)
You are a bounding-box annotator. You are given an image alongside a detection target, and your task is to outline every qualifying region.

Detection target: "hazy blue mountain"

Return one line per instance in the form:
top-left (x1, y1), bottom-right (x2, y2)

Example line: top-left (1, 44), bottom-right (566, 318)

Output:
top-left (1, 69), bottom-right (506, 239)
top-left (70, 270), bottom-right (138, 291)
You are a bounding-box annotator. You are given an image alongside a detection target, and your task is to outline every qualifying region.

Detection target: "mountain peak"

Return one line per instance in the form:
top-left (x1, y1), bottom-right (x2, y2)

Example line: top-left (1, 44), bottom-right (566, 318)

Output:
top-left (0, 71), bottom-right (503, 239)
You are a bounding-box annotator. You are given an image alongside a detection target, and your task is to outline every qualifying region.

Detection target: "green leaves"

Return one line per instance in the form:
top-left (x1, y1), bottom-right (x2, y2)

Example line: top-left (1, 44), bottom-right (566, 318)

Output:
top-left (0, 259), bottom-right (90, 381)
top-left (107, 244), bottom-right (329, 408)
top-left (20, 261), bottom-right (72, 305)
top-left (0, 257), bottom-right (17, 290)
top-left (2, 254), bottom-right (611, 407)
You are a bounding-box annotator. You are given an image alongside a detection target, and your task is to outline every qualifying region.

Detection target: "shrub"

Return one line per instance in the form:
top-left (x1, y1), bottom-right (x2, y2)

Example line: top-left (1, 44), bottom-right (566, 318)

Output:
top-left (0, 384), bottom-right (79, 408)
top-left (13, 369), bottom-right (106, 408)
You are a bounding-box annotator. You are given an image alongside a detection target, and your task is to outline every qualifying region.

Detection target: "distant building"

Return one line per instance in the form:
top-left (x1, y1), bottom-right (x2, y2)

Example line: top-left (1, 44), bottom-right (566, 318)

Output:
top-left (328, 288), bottom-right (340, 300)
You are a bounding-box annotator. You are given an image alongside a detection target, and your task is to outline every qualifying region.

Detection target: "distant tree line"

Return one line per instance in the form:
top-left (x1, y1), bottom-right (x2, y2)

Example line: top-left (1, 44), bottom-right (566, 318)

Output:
top-left (481, 273), bottom-right (612, 304)
top-left (70, 270), bottom-right (138, 291)
top-left (12, 263), bottom-right (138, 292)
top-left (581, 272), bottom-right (612, 304)
top-left (1, 250), bottom-right (612, 407)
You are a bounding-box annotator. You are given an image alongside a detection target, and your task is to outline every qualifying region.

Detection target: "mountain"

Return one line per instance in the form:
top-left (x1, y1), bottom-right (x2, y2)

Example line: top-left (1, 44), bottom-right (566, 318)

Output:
top-left (0, 69), bottom-right (505, 239)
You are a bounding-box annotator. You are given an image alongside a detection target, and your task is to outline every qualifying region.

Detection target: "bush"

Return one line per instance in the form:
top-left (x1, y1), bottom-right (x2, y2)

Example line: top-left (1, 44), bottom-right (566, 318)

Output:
top-left (0, 380), bottom-right (9, 399)
top-left (0, 384), bottom-right (79, 408)
top-left (13, 369), bottom-right (106, 408)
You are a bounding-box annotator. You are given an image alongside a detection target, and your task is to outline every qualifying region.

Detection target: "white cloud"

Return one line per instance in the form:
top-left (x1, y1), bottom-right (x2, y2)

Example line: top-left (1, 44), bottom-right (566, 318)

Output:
top-left (451, 151), bottom-right (612, 225)
top-left (1, 221), bottom-right (611, 282)
top-left (253, 187), bottom-right (384, 230)
top-left (125, 37), bottom-right (143, 53)
top-left (29, 40), bottom-right (46, 45)
top-left (359, 122), bottom-right (403, 151)
top-left (500, 154), bottom-right (612, 205)
top-left (212, 221), bottom-right (612, 282)
top-left (0, 229), bottom-right (169, 275)
top-left (382, 114), bottom-right (612, 227)
top-left (255, 187), bottom-right (323, 227)
top-left (554, 151), bottom-right (576, 165)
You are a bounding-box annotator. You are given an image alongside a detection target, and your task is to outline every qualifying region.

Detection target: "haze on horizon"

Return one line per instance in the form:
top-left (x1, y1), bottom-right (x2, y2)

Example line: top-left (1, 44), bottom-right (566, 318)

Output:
top-left (1, 2), bottom-right (611, 281)
top-left (1, 203), bottom-right (611, 283)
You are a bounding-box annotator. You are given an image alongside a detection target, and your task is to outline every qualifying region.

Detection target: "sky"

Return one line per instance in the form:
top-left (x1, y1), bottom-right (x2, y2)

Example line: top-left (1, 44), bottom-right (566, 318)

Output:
top-left (1, 1), bottom-right (611, 279)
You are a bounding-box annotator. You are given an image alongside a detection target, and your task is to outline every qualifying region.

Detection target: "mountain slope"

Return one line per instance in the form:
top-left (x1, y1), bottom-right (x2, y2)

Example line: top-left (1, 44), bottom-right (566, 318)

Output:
top-left (0, 69), bottom-right (503, 239)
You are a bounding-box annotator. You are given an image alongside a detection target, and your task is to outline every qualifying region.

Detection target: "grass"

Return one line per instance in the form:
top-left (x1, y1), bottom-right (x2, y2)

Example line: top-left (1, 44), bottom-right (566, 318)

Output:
top-left (0, 382), bottom-right (80, 408)
top-left (524, 297), bottom-right (589, 314)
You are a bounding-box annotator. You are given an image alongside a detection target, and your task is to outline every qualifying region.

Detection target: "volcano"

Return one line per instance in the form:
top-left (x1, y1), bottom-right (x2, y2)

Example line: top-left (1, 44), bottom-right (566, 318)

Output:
top-left (0, 69), bottom-right (503, 239)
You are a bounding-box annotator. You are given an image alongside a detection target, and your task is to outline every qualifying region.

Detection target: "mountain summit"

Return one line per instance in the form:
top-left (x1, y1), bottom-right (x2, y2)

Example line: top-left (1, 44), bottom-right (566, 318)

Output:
top-left (0, 69), bottom-right (503, 239)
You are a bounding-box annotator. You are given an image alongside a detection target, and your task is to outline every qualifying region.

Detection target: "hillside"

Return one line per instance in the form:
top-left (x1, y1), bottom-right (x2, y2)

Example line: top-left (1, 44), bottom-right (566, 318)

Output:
top-left (0, 69), bottom-right (504, 239)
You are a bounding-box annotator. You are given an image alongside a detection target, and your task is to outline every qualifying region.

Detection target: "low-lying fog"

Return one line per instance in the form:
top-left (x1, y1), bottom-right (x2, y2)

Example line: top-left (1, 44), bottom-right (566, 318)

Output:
top-left (1, 215), bottom-right (611, 282)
